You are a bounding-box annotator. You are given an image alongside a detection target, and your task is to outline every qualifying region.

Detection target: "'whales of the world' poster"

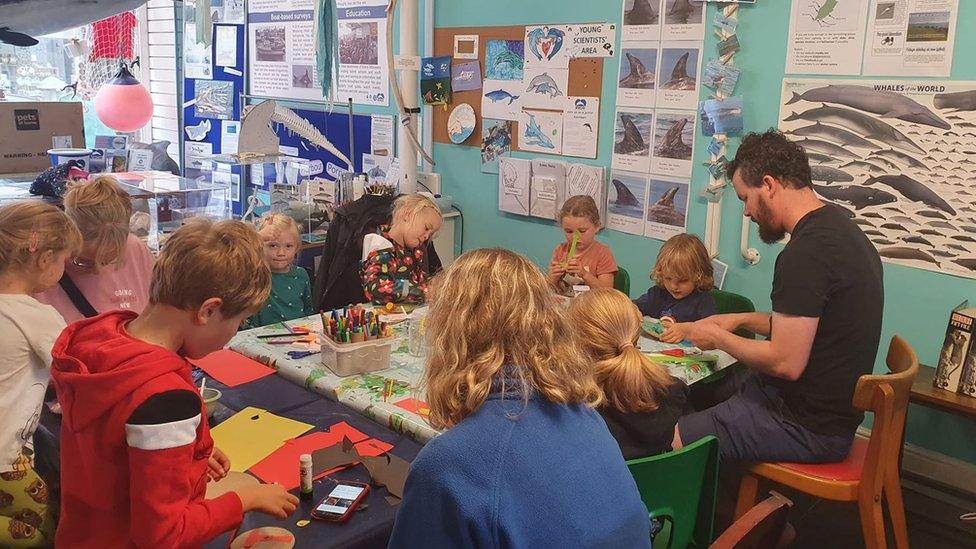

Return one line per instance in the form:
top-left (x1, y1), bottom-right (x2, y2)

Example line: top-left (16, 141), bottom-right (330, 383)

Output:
top-left (778, 78), bottom-right (976, 280)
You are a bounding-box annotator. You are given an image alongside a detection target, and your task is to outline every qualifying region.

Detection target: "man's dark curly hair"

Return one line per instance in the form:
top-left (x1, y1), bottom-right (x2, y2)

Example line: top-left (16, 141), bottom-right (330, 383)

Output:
top-left (726, 129), bottom-right (812, 189)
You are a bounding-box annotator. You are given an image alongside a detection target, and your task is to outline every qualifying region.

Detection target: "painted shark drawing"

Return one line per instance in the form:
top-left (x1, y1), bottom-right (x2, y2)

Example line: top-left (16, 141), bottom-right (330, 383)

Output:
top-left (523, 114), bottom-right (555, 150)
top-left (783, 105), bottom-right (924, 156)
top-left (624, 0), bottom-right (658, 25)
top-left (1, 0), bottom-right (146, 45)
top-left (647, 186), bottom-right (685, 226)
top-left (661, 52), bottom-right (696, 91)
top-left (610, 179), bottom-right (642, 208)
top-left (934, 90), bottom-right (976, 112)
top-left (812, 184), bottom-right (897, 209)
top-left (863, 175), bottom-right (956, 215)
top-left (526, 73), bottom-right (563, 98)
top-left (654, 117), bottom-right (692, 159)
top-left (619, 53), bottom-right (655, 89)
top-left (786, 84), bottom-right (950, 130)
top-left (484, 89), bottom-right (520, 104)
top-left (614, 114), bottom-right (648, 155)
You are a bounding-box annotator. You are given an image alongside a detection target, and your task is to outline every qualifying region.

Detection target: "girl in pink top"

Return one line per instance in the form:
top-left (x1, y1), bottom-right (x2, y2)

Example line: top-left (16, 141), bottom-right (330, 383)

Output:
top-left (548, 195), bottom-right (618, 296)
top-left (35, 177), bottom-right (154, 323)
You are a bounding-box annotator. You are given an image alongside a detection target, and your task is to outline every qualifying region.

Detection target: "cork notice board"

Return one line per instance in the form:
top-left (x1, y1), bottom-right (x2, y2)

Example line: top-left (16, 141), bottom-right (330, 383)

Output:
top-left (432, 25), bottom-right (605, 152)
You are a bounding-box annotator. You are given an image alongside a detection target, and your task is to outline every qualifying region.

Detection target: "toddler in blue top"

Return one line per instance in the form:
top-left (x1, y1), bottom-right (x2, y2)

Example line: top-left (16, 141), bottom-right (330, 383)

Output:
top-left (634, 233), bottom-right (716, 343)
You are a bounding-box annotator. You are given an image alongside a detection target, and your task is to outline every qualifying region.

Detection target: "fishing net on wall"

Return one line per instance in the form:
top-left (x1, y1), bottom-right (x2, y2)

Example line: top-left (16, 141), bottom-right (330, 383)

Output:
top-left (76, 12), bottom-right (140, 99)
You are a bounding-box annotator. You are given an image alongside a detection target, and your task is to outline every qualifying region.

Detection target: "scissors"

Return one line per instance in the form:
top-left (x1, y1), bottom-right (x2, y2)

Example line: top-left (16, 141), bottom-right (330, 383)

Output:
top-left (286, 350), bottom-right (320, 359)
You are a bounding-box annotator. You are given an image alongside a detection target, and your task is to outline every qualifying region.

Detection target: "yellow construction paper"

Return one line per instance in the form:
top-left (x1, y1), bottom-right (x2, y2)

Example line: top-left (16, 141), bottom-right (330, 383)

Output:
top-left (210, 407), bottom-right (313, 472)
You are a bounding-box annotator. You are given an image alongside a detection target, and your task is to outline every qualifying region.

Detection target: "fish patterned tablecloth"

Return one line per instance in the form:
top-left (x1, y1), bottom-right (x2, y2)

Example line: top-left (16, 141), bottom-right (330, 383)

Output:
top-left (229, 316), bottom-right (440, 443)
top-left (228, 316), bottom-right (740, 444)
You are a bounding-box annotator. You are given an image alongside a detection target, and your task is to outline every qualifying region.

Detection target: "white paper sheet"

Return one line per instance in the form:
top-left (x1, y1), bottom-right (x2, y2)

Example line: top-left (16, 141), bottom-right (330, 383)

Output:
top-left (215, 25), bottom-right (238, 67)
top-left (481, 79), bottom-right (523, 121)
top-left (370, 114), bottom-right (395, 155)
top-left (785, 0), bottom-right (870, 75)
top-left (644, 176), bottom-right (690, 240)
top-left (617, 44), bottom-right (658, 108)
top-left (530, 158), bottom-right (567, 220)
top-left (862, 0), bottom-right (959, 77)
top-left (521, 67), bottom-right (569, 110)
top-left (524, 25), bottom-right (572, 70)
top-left (611, 107), bottom-right (654, 174)
top-left (562, 96), bottom-right (600, 159)
top-left (335, 0), bottom-right (390, 106)
top-left (656, 42), bottom-right (701, 110)
top-left (661, 0), bottom-right (705, 41)
top-left (651, 109), bottom-right (696, 177)
top-left (248, 0), bottom-right (327, 101)
top-left (498, 157), bottom-right (532, 216)
top-left (621, 0), bottom-right (662, 43)
top-left (221, 120), bottom-right (240, 154)
top-left (566, 163), bottom-right (606, 223)
top-left (607, 169), bottom-right (649, 236)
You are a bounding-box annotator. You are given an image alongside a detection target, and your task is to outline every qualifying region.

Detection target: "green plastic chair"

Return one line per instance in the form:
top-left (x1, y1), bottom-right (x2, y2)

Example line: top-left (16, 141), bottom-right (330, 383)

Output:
top-left (627, 435), bottom-right (720, 549)
top-left (710, 289), bottom-right (756, 339)
top-left (614, 267), bottom-right (631, 296)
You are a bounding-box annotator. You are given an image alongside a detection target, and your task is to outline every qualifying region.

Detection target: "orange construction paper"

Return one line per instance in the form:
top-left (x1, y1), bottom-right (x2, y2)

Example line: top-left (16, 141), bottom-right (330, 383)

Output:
top-left (189, 349), bottom-right (275, 387)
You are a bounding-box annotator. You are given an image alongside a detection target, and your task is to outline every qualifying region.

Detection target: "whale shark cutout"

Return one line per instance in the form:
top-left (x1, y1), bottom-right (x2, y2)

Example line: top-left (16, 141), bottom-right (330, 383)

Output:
top-left (611, 179), bottom-right (642, 208)
top-left (619, 53), bottom-right (655, 89)
top-left (614, 114), bottom-right (646, 155)
top-left (625, 0), bottom-right (658, 25)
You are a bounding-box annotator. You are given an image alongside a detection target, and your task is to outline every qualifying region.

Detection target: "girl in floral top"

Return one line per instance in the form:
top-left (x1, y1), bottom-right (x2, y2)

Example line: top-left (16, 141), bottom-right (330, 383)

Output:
top-left (361, 194), bottom-right (443, 305)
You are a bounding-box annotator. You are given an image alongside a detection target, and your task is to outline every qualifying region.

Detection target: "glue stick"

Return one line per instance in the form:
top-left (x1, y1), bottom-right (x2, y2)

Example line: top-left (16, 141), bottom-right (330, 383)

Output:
top-left (300, 454), bottom-right (313, 500)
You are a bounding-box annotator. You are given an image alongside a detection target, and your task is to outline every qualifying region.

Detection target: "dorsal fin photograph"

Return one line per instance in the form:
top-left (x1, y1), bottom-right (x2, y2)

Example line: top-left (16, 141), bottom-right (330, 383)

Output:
top-left (1, 0), bottom-right (976, 547)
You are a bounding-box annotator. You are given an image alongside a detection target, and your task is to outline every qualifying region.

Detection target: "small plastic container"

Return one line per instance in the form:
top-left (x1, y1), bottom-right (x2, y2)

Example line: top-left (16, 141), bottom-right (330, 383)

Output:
top-left (320, 334), bottom-right (395, 377)
top-left (201, 387), bottom-right (222, 417)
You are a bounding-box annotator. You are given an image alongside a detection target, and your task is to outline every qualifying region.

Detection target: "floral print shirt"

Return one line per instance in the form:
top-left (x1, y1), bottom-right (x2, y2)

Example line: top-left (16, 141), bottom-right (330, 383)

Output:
top-left (361, 228), bottom-right (430, 305)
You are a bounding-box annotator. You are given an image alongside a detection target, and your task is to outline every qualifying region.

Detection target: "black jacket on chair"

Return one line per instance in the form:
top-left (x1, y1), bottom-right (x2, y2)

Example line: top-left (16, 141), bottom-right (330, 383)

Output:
top-left (312, 194), bottom-right (442, 311)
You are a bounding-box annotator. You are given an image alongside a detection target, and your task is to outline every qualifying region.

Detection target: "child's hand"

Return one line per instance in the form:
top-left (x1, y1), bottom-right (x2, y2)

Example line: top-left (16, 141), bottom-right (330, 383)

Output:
top-left (207, 447), bottom-right (230, 481)
top-left (660, 322), bottom-right (688, 344)
top-left (565, 258), bottom-right (583, 276)
top-left (549, 260), bottom-right (567, 280)
top-left (237, 483), bottom-right (299, 519)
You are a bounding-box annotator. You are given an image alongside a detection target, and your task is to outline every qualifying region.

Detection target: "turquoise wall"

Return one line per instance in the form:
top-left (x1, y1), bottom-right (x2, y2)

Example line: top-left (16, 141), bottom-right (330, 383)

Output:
top-left (435, 1), bottom-right (976, 463)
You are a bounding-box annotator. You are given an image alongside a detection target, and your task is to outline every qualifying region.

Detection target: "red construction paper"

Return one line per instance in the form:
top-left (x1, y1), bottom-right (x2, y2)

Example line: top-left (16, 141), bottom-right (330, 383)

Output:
top-left (189, 350), bottom-right (275, 388)
top-left (249, 422), bottom-right (369, 489)
top-left (394, 398), bottom-right (431, 418)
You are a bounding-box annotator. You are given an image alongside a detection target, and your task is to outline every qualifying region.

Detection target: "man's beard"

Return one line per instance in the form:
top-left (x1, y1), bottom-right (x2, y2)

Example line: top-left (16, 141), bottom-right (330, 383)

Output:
top-left (755, 197), bottom-right (785, 244)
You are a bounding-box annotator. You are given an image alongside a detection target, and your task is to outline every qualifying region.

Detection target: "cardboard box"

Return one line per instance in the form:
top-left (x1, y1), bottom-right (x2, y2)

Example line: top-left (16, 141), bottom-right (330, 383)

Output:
top-left (0, 102), bottom-right (85, 175)
top-left (934, 304), bottom-right (976, 393)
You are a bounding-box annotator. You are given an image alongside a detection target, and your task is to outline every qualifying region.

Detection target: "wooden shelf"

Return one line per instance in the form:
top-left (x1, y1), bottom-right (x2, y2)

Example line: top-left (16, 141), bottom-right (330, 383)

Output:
top-left (910, 365), bottom-right (976, 418)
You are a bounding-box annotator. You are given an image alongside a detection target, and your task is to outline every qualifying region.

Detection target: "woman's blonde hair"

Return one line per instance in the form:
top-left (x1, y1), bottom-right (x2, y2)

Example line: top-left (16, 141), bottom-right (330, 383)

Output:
top-left (558, 195), bottom-right (601, 227)
top-left (651, 233), bottom-right (714, 291)
top-left (256, 213), bottom-right (301, 244)
top-left (423, 248), bottom-right (602, 429)
top-left (570, 288), bottom-right (675, 413)
top-left (391, 194), bottom-right (439, 226)
top-left (0, 200), bottom-right (82, 275)
top-left (64, 176), bottom-right (133, 268)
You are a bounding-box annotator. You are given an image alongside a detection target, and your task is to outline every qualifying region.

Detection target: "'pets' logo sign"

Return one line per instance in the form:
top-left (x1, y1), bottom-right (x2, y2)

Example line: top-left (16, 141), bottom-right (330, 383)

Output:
top-left (14, 109), bottom-right (39, 131)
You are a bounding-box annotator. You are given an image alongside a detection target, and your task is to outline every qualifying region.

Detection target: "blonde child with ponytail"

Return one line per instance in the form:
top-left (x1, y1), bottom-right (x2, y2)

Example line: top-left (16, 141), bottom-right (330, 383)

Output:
top-left (570, 288), bottom-right (689, 459)
top-left (0, 201), bottom-right (82, 546)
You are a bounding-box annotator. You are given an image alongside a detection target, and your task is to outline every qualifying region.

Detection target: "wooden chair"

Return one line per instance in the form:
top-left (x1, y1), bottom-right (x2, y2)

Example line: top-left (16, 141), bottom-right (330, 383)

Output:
top-left (733, 336), bottom-right (919, 549)
top-left (711, 491), bottom-right (793, 549)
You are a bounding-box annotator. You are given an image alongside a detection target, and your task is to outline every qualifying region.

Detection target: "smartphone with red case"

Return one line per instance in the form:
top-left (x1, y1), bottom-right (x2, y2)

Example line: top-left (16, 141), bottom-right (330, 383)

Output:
top-left (310, 481), bottom-right (370, 522)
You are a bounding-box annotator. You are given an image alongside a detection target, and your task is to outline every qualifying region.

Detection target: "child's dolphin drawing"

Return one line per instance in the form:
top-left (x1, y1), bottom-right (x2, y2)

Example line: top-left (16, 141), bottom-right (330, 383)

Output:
top-left (523, 114), bottom-right (555, 149)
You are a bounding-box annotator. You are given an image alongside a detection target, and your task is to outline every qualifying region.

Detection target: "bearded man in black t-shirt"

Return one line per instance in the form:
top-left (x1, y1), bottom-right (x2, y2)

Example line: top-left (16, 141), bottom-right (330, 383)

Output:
top-left (675, 130), bottom-right (884, 463)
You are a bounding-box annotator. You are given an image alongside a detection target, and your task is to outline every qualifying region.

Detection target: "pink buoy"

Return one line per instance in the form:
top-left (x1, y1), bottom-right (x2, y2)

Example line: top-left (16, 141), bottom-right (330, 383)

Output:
top-left (94, 65), bottom-right (153, 133)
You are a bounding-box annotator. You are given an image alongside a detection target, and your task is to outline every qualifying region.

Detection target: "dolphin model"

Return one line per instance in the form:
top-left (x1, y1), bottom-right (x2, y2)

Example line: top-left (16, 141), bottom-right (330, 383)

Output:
top-left (1, 0), bottom-right (146, 46)
top-left (647, 186), bottom-right (685, 225)
top-left (864, 175), bottom-right (956, 215)
top-left (813, 184), bottom-right (897, 209)
top-left (610, 179), bottom-right (642, 208)
top-left (878, 247), bottom-right (940, 267)
top-left (934, 90), bottom-right (976, 112)
top-left (783, 104), bottom-right (924, 156)
top-left (526, 73), bottom-right (563, 98)
top-left (614, 114), bottom-right (647, 155)
top-left (619, 53), bottom-right (656, 89)
top-left (785, 122), bottom-right (877, 149)
top-left (654, 117), bottom-right (692, 159)
top-left (810, 164), bottom-right (854, 183)
top-left (624, 0), bottom-right (658, 25)
top-left (786, 84), bottom-right (950, 130)
top-left (523, 114), bottom-right (555, 149)
top-left (661, 52), bottom-right (696, 91)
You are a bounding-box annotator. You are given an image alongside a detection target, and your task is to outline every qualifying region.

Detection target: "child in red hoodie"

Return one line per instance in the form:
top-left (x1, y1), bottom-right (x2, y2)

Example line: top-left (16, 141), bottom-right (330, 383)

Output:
top-left (52, 219), bottom-right (298, 548)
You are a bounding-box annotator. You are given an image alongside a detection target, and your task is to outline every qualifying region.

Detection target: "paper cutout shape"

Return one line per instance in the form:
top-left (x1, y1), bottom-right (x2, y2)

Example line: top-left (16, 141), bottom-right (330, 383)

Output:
top-left (249, 423), bottom-right (369, 489)
top-left (362, 453), bottom-right (411, 499)
top-left (205, 470), bottom-right (259, 500)
top-left (230, 526), bottom-right (295, 549)
top-left (447, 103), bottom-right (476, 144)
top-left (355, 438), bottom-right (394, 457)
top-left (310, 436), bottom-right (410, 499)
top-left (394, 398), bottom-right (431, 418)
top-left (210, 407), bottom-right (313, 472)
top-left (311, 436), bottom-right (360, 476)
top-left (451, 60), bottom-right (482, 92)
top-left (189, 349), bottom-right (276, 388)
